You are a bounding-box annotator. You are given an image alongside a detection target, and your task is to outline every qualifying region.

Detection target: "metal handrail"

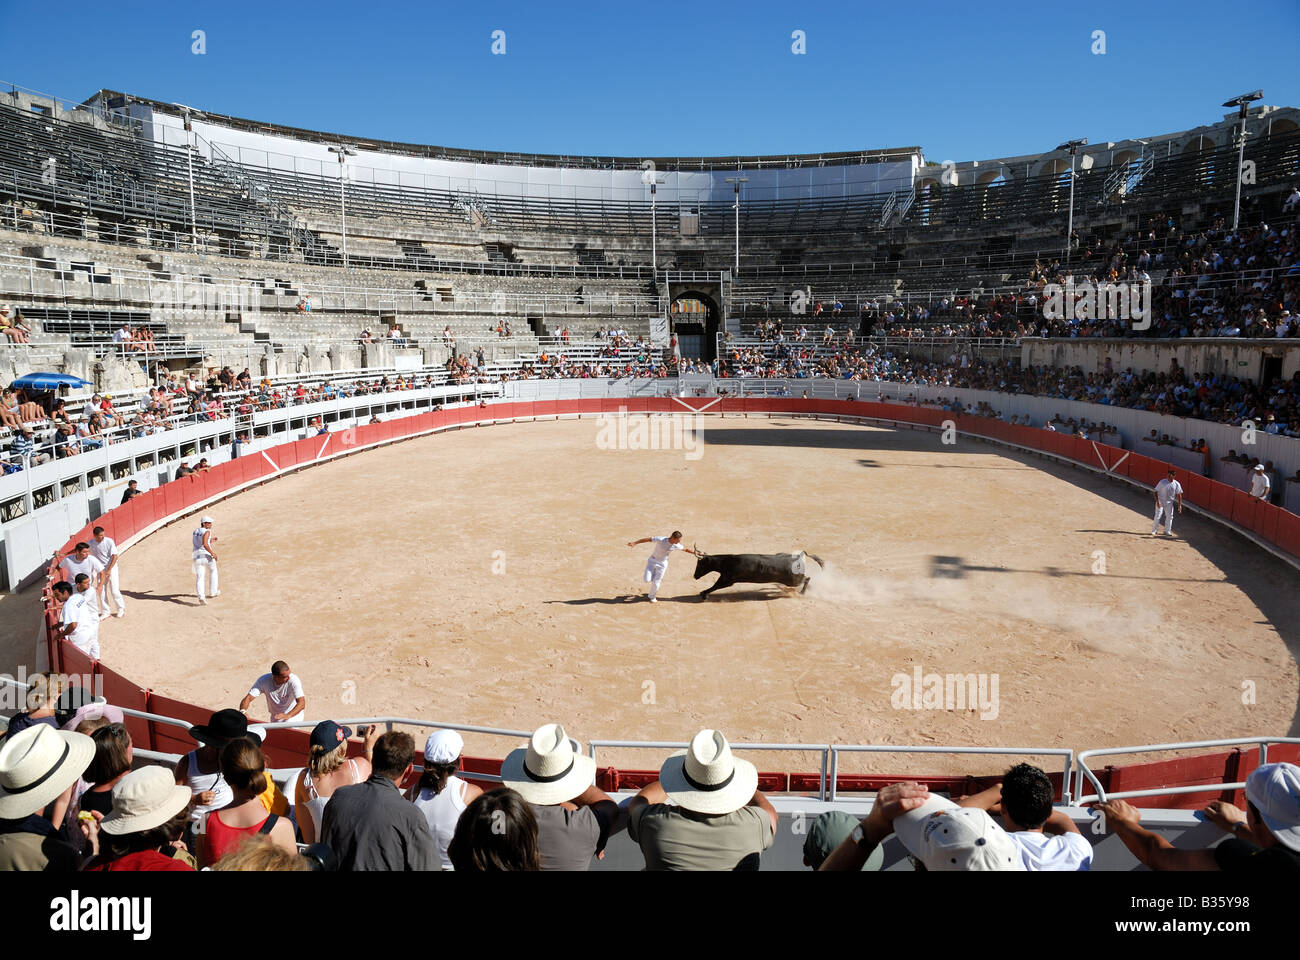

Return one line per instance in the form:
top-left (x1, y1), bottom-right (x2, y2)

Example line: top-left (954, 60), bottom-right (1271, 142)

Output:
top-left (828, 745), bottom-right (1076, 803)
top-left (1074, 737), bottom-right (1300, 804)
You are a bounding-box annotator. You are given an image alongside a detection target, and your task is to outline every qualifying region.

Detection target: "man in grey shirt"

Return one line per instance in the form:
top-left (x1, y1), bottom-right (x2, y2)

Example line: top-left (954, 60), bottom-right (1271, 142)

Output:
top-left (320, 731), bottom-right (438, 871)
top-left (500, 723), bottom-right (624, 871)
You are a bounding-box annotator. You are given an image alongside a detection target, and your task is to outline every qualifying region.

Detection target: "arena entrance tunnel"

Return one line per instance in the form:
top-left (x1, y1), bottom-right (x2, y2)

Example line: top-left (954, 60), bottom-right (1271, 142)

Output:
top-left (668, 286), bottom-right (721, 360)
top-left (33, 395), bottom-right (1300, 860)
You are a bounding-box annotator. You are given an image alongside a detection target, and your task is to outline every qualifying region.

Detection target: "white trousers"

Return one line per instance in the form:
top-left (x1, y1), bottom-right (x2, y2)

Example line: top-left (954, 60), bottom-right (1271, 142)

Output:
top-left (99, 567), bottom-right (124, 616)
top-left (643, 559), bottom-right (667, 599)
top-left (194, 553), bottom-right (219, 599)
top-left (1152, 502), bottom-right (1176, 534)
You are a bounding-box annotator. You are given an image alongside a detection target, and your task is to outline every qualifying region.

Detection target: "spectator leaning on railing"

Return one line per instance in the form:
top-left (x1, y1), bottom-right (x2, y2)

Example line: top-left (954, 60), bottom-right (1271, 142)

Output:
top-left (626, 729), bottom-right (777, 871)
top-left (1094, 763), bottom-right (1300, 873)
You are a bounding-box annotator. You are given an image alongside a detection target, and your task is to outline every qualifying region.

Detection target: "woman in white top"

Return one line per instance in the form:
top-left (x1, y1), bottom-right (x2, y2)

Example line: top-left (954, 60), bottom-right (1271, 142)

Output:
top-left (409, 729), bottom-right (482, 870)
top-left (293, 720), bottom-right (378, 844)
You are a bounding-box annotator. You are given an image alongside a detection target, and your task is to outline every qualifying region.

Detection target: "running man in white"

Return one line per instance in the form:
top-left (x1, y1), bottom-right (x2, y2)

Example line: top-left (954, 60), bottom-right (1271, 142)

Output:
top-left (1249, 464), bottom-right (1271, 502)
top-left (626, 530), bottom-right (703, 602)
top-left (90, 525), bottom-right (124, 619)
top-left (1151, 469), bottom-right (1184, 536)
top-left (193, 516), bottom-right (220, 604)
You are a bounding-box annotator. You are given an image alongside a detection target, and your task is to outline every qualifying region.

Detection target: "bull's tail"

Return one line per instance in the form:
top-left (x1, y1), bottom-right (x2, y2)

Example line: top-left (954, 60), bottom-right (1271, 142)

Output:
top-left (803, 552), bottom-right (825, 569)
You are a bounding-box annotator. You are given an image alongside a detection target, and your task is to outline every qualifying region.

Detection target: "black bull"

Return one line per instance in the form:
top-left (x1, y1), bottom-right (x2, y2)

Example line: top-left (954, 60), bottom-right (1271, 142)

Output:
top-left (692, 551), bottom-right (824, 599)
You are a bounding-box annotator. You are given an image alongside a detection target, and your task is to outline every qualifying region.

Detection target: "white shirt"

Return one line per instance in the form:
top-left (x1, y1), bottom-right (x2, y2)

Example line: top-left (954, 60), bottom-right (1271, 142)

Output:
top-left (648, 537), bottom-right (684, 564)
top-left (1250, 472), bottom-right (1271, 499)
top-left (249, 673), bottom-right (306, 720)
top-left (62, 591), bottom-right (98, 652)
top-left (88, 537), bottom-right (118, 568)
top-left (60, 555), bottom-right (105, 584)
top-left (1155, 478), bottom-right (1183, 504)
top-left (1009, 831), bottom-right (1093, 871)
top-left (192, 528), bottom-right (212, 555)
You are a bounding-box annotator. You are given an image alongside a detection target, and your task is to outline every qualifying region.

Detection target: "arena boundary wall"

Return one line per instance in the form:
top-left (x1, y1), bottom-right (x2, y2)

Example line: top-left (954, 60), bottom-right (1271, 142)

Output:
top-left (35, 396), bottom-right (1300, 807)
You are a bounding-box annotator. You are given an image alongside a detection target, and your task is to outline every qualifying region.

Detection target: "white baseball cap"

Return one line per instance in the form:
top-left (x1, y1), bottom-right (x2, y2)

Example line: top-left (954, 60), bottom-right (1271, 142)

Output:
top-left (892, 794), bottom-right (1025, 871)
top-left (424, 729), bottom-right (464, 764)
top-left (1246, 763), bottom-right (1300, 852)
top-left (200, 515), bottom-right (215, 524)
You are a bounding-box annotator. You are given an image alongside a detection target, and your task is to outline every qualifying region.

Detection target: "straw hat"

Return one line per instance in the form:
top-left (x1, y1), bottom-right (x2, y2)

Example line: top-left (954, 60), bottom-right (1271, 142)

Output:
top-left (658, 729), bottom-right (758, 815)
top-left (500, 723), bottom-right (596, 805)
top-left (99, 766), bottom-right (192, 835)
top-left (0, 725), bottom-right (95, 819)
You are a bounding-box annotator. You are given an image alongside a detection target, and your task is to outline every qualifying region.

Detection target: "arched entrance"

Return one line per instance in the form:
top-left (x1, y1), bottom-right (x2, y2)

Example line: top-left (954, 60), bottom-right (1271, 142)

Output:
top-left (667, 286), bottom-right (722, 360)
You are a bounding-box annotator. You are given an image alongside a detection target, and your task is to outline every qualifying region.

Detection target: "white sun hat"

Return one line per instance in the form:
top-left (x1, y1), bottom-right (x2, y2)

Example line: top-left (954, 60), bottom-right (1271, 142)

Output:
top-left (99, 766), bottom-right (193, 835)
top-left (500, 723), bottom-right (596, 805)
top-left (659, 729), bottom-right (759, 816)
top-left (892, 794), bottom-right (1025, 871)
top-left (200, 516), bottom-right (215, 524)
top-left (0, 725), bottom-right (95, 820)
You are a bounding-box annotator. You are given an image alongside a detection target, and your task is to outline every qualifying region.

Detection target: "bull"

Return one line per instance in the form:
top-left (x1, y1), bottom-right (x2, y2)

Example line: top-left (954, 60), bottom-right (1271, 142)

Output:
top-left (692, 547), bottom-right (824, 599)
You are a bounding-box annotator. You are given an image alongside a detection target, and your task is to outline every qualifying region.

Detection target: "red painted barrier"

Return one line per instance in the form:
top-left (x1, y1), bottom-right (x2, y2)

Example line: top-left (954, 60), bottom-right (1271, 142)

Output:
top-left (96, 664), bottom-right (153, 751)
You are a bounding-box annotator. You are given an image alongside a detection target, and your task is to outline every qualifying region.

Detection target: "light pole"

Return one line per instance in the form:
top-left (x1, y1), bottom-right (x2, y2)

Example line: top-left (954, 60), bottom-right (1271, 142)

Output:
top-left (724, 176), bottom-right (748, 276)
top-left (1223, 90), bottom-right (1263, 232)
top-left (172, 103), bottom-right (204, 251)
top-left (642, 166), bottom-right (665, 276)
top-left (1056, 139), bottom-right (1088, 265)
top-left (328, 145), bottom-right (357, 269)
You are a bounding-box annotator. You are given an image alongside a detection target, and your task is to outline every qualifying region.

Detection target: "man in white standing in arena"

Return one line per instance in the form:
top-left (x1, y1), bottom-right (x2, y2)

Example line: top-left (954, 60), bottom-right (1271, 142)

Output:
top-left (58, 542), bottom-right (105, 620)
top-left (90, 525), bottom-right (124, 619)
top-left (193, 516), bottom-right (220, 604)
top-left (1151, 469), bottom-right (1184, 536)
top-left (627, 531), bottom-right (703, 602)
top-left (1249, 464), bottom-right (1271, 502)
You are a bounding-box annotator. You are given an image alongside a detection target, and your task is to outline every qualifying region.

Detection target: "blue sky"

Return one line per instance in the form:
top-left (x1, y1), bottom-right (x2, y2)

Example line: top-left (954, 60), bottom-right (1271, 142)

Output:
top-left (1, 0), bottom-right (1297, 162)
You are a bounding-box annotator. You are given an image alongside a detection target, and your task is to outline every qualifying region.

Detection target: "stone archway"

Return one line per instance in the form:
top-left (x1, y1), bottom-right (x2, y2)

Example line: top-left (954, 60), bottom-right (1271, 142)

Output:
top-left (667, 286), bottom-right (722, 360)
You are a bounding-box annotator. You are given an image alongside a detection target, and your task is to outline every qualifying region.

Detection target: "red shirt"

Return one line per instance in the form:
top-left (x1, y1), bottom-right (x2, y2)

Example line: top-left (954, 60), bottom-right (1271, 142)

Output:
top-left (87, 850), bottom-right (193, 872)
top-left (204, 809), bottom-right (270, 863)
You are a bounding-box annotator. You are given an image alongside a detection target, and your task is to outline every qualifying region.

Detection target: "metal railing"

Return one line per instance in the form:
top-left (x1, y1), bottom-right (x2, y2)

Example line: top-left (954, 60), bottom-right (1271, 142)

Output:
top-left (829, 746), bottom-right (1076, 803)
top-left (1074, 737), bottom-right (1300, 804)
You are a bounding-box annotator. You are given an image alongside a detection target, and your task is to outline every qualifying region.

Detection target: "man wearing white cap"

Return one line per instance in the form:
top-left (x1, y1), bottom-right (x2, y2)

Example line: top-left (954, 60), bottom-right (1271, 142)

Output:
top-left (1095, 762), bottom-right (1300, 871)
top-left (952, 764), bottom-right (1092, 870)
top-left (500, 723), bottom-right (623, 871)
top-left (192, 515), bottom-right (219, 604)
top-left (1249, 463), bottom-right (1271, 502)
top-left (879, 788), bottom-right (1027, 871)
top-left (626, 728), bottom-right (777, 870)
top-left (0, 724), bottom-right (96, 870)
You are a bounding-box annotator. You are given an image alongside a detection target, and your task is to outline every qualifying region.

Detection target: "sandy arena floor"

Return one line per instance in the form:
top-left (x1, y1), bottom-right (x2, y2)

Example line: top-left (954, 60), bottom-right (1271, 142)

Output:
top-left (40, 417), bottom-right (1300, 778)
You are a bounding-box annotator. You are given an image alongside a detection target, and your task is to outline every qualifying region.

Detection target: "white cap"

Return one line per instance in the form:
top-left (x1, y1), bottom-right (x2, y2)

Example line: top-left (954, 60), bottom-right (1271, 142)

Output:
top-left (201, 515), bottom-right (215, 524)
top-left (424, 729), bottom-right (464, 764)
top-left (1246, 763), bottom-right (1300, 852)
top-left (892, 795), bottom-right (1025, 871)
top-left (1254, 465), bottom-right (1265, 472)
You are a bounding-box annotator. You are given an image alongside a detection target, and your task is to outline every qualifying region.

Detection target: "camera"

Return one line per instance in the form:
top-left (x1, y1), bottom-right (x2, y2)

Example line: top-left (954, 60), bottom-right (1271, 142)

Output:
top-left (355, 724), bottom-right (372, 737)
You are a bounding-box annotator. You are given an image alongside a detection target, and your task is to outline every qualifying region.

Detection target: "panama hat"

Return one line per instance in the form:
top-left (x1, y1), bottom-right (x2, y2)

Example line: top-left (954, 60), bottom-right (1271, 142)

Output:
top-left (659, 729), bottom-right (758, 815)
top-left (0, 725), bottom-right (95, 819)
top-left (99, 766), bottom-right (192, 835)
top-left (500, 723), bottom-right (596, 805)
top-left (892, 794), bottom-right (1025, 871)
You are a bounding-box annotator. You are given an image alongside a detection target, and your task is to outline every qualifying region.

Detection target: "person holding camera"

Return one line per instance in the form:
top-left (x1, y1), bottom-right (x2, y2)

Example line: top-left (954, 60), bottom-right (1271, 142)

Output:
top-left (292, 721), bottom-right (380, 844)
